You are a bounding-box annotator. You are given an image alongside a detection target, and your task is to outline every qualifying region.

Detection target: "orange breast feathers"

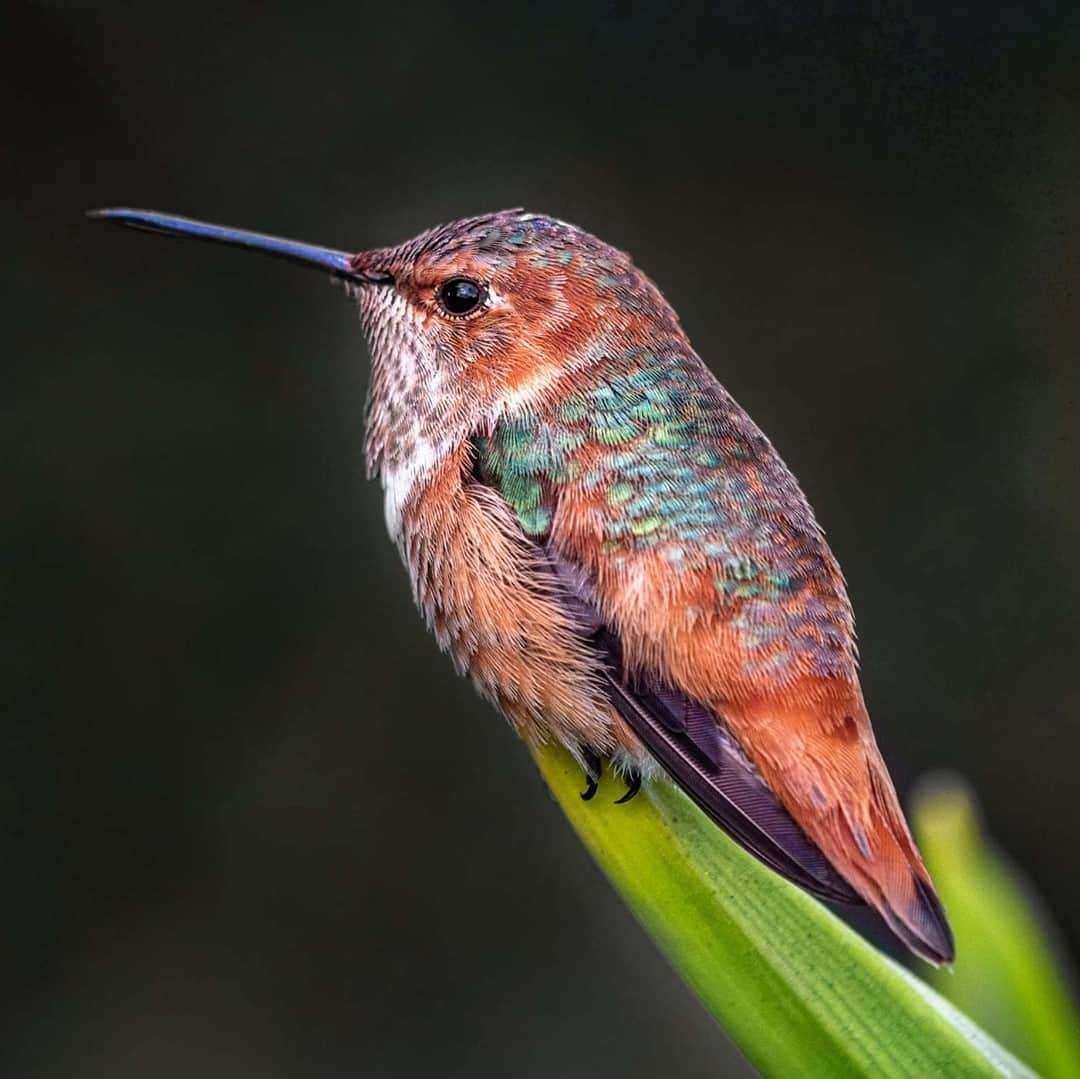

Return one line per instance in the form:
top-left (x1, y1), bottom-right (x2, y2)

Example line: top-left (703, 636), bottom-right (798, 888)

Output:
top-left (396, 443), bottom-right (616, 752)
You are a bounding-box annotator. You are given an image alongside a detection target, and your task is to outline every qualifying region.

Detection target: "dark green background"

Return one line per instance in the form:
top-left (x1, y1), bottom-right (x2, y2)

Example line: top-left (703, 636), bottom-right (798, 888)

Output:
top-left (6, 2), bottom-right (1079, 1076)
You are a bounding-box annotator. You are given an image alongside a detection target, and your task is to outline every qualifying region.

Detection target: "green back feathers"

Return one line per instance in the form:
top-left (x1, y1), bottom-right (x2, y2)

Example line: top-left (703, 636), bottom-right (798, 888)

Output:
top-left (475, 349), bottom-right (737, 555)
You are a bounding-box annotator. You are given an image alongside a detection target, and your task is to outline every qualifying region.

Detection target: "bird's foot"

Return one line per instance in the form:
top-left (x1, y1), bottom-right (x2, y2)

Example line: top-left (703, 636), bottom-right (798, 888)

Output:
top-left (614, 770), bottom-right (641, 804)
top-left (580, 748), bottom-right (602, 801)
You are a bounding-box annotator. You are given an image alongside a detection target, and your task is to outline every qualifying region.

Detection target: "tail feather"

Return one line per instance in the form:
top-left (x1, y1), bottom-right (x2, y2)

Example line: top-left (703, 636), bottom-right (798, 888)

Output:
top-left (726, 694), bottom-right (956, 966)
top-left (884, 875), bottom-right (955, 966)
top-left (841, 814), bottom-right (956, 965)
top-left (858, 773), bottom-right (956, 965)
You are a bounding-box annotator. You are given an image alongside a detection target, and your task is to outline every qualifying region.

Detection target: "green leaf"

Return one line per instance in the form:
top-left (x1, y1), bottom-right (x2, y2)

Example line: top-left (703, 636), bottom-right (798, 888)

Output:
top-left (914, 777), bottom-right (1080, 1079)
top-left (531, 743), bottom-right (1037, 1079)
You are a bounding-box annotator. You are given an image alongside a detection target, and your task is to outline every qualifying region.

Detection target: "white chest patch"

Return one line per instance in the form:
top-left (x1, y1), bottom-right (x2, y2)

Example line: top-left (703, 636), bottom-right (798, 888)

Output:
top-left (381, 441), bottom-right (439, 541)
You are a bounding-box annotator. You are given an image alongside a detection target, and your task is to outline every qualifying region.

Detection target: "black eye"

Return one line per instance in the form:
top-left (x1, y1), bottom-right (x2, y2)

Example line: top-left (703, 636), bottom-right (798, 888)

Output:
top-left (438, 277), bottom-right (484, 316)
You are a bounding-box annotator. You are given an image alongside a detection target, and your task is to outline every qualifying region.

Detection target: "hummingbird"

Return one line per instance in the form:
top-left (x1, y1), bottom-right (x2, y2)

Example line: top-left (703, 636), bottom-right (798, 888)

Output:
top-left (89, 206), bottom-right (955, 965)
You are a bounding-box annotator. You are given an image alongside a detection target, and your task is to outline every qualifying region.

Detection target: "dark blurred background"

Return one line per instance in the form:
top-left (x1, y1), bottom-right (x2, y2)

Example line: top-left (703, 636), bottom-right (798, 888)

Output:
top-left (4, 2), bottom-right (1079, 1076)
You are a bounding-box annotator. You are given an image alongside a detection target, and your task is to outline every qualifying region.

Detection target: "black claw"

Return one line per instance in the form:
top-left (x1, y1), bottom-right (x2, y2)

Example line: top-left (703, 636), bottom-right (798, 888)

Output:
top-left (580, 749), bottom-right (602, 801)
top-left (614, 770), bottom-right (641, 804)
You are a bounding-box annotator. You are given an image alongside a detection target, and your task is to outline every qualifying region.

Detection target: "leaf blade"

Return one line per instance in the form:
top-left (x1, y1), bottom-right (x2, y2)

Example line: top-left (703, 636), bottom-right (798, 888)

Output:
top-left (532, 743), bottom-right (1037, 1078)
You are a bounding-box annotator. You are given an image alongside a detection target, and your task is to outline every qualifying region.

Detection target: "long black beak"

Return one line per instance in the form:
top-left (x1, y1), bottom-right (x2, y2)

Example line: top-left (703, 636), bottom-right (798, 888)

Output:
top-left (87, 208), bottom-right (389, 283)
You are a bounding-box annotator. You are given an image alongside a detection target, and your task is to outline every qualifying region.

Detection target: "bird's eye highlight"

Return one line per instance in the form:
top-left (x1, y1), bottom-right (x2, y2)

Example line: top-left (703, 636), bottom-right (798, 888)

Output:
top-left (437, 277), bottom-right (485, 317)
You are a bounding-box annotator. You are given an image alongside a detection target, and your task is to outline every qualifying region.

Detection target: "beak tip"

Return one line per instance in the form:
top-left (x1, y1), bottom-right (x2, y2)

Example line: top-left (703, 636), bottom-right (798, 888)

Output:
top-left (86, 208), bottom-right (139, 225)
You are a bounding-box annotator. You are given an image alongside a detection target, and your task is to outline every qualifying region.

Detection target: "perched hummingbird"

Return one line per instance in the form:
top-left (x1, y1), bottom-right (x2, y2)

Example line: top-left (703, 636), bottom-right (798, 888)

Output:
top-left (90, 206), bottom-right (954, 965)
